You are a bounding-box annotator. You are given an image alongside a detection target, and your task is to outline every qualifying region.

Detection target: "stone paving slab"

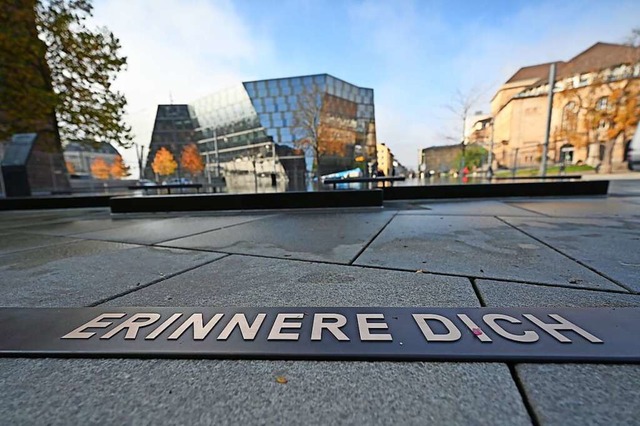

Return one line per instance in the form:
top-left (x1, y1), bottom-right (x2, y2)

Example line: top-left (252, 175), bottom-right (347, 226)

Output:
top-left (500, 216), bottom-right (640, 292)
top-left (515, 364), bottom-right (640, 426)
top-left (102, 255), bottom-right (479, 307)
top-left (159, 211), bottom-right (397, 264)
top-left (0, 241), bottom-right (224, 307)
top-left (0, 232), bottom-right (77, 256)
top-left (607, 179), bottom-right (640, 196)
top-left (398, 200), bottom-right (542, 216)
top-left (479, 273), bottom-right (640, 426)
top-left (21, 218), bottom-right (152, 237)
top-left (510, 198), bottom-right (640, 218)
top-left (477, 279), bottom-right (640, 308)
top-left (1, 192), bottom-right (639, 425)
top-left (72, 215), bottom-right (272, 245)
top-left (354, 215), bottom-right (622, 291)
top-left (0, 358), bottom-right (530, 426)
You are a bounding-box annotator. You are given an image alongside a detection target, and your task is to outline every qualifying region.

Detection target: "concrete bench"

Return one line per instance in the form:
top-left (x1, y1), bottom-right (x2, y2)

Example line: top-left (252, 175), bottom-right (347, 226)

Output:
top-left (127, 184), bottom-right (203, 194)
top-left (324, 176), bottom-right (406, 189)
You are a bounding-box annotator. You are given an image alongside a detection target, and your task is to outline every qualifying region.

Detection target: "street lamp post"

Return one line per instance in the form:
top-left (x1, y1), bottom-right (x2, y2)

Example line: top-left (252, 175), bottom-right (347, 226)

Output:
top-left (268, 142), bottom-right (277, 187)
top-left (459, 115), bottom-right (467, 183)
top-left (252, 157), bottom-right (258, 193)
top-left (205, 146), bottom-right (212, 187)
top-left (213, 130), bottom-right (220, 177)
top-left (512, 147), bottom-right (520, 178)
top-left (487, 118), bottom-right (495, 179)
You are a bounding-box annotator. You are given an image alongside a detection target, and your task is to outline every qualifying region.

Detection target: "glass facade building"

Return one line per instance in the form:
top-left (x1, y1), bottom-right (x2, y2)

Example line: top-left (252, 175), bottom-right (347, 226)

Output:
top-left (145, 74), bottom-right (377, 189)
top-left (144, 104), bottom-right (197, 180)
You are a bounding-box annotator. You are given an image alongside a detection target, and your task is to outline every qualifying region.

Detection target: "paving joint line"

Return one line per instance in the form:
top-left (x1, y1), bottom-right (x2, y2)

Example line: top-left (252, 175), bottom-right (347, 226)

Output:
top-left (147, 249), bottom-right (639, 297)
top-left (0, 237), bottom-right (82, 257)
top-left (396, 212), bottom-right (541, 217)
top-left (154, 214), bottom-right (276, 245)
top-left (51, 232), bottom-right (637, 297)
top-left (508, 364), bottom-right (541, 426)
top-left (150, 247), bottom-right (640, 295)
top-left (157, 246), bottom-right (355, 266)
top-left (469, 278), bottom-right (487, 307)
top-left (347, 262), bottom-right (637, 295)
top-left (495, 216), bottom-right (636, 294)
top-left (87, 254), bottom-right (231, 307)
top-left (348, 211), bottom-right (399, 265)
top-left (60, 235), bottom-right (157, 247)
top-left (504, 203), bottom-right (551, 217)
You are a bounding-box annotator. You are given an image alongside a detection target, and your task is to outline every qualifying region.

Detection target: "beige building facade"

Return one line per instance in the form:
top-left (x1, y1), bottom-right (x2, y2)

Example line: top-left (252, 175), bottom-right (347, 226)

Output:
top-left (376, 142), bottom-right (394, 176)
top-left (490, 43), bottom-right (640, 171)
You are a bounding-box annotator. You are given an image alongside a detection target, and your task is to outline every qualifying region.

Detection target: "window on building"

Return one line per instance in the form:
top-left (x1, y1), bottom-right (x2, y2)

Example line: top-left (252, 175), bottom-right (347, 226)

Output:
top-left (562, 102), bottom-right (578, 131)
top-left (598, 119), bottom-right (609, 130)
top-left (595, 97), bottom-right (608, 111)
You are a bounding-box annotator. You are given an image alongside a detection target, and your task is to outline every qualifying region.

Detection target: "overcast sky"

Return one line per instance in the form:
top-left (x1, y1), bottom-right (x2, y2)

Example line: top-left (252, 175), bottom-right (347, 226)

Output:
top-left (92, 0), bottom-right (640, 173)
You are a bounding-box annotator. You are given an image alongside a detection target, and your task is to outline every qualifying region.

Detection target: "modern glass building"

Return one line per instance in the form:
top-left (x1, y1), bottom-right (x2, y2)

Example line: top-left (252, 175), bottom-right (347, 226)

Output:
top-left (145, 74), bottom-right (377, 189)
top-left (143, 104), bottom-right (197, 180)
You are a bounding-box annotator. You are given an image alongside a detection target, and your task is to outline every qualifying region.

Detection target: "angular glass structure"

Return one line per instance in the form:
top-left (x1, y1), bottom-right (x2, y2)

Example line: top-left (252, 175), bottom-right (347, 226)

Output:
top-left (145, 74), bottom-right (377, 190)
top-left (144, 104), bottom-right (197, 180)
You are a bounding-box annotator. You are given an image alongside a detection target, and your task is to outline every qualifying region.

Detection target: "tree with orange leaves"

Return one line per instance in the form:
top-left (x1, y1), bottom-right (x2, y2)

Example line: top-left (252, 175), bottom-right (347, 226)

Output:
top-left (293, 85), bottom-right (356, 174)
top-left (110, 155), bottom-right (130, 179)
top-left (90, 157), bottom-right (111, 180)
top-left (560, 78), bottom-right (640, 173)
top-left (180, 144), bottom-right (204, 176)
top-left (597, 81), bottom-right (640, 172)
top-left (552, 32), bottom-right (640, 172)
top-left (151, 147), bottom-right (177, 177)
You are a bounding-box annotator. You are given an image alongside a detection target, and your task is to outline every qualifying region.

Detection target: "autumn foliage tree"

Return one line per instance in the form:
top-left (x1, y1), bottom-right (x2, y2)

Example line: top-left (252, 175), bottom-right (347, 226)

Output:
top-left (554, 41), bottom-right (640, 172)
top-left (0, 0), bottom-right (132, 147)
top-left (180, 144), bottom-right (204, 176)
top-left (90, 157), bottom-right (110, 179)
top-left (110, 155), bottom-right (130, 179)
top-left (151, 147), bottom-right (177, 177)
top-left (293, 85), bottom-right (353, 175)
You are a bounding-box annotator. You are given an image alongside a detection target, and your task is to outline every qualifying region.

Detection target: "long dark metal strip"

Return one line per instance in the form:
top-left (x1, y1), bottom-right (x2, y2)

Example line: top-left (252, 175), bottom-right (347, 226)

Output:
top-left (0, 307), bottom-right (637, 362)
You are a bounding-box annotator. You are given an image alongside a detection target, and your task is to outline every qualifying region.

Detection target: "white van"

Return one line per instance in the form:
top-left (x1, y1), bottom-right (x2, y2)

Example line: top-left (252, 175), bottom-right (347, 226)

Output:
top-left (629, 123), bottom-right (640, 171)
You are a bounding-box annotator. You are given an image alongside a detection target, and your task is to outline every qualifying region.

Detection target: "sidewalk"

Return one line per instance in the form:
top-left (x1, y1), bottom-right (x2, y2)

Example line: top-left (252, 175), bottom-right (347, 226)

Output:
top-left (0, 181), bottom-right (639, 425)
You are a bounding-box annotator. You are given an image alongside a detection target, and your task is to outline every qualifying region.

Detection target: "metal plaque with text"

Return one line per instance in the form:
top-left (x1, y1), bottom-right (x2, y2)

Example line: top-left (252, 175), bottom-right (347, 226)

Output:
top-left (0, 307), bottom-right (638, 362)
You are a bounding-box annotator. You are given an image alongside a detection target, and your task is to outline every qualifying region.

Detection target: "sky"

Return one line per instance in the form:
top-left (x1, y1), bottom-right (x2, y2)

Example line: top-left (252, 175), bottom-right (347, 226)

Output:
top-left (92, 0), bottom-right (640, 174)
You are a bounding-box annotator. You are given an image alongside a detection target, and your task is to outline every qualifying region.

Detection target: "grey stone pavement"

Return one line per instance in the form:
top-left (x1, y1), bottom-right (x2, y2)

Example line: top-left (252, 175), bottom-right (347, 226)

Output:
top-left (1, 179), bottom-right (640, 425)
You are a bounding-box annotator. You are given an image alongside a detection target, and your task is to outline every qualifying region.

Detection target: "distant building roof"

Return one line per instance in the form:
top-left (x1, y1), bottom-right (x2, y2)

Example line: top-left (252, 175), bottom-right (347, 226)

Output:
top-left (505, 42), bottom-right (640, 86)
top-left (559, 42), bottom-right (640, 77)
top-left (64, 141), bottom-right (119, 155)
top-left (506, 61), bottom-right (564, 84)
